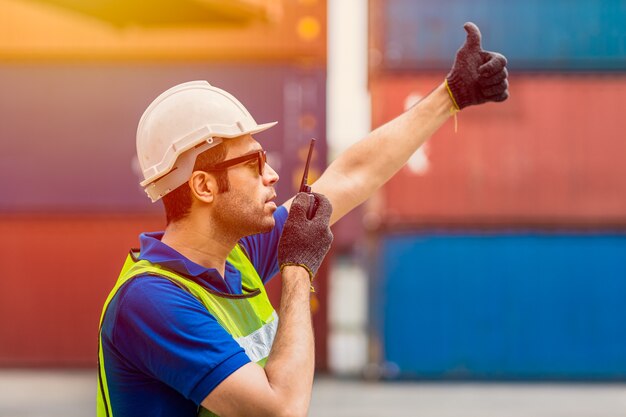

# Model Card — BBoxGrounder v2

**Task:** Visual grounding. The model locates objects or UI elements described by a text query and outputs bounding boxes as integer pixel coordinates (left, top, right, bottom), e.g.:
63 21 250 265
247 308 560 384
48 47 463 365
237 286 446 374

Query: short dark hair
162 143 230 225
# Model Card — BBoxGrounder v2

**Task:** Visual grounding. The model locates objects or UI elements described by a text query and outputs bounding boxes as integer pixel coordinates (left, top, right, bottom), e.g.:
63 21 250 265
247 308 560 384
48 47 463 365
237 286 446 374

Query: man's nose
264 163 279 186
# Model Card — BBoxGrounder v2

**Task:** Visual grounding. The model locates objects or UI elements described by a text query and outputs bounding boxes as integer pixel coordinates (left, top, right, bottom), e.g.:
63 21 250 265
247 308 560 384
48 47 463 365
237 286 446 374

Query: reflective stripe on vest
235 310 278 363
97 244 277 417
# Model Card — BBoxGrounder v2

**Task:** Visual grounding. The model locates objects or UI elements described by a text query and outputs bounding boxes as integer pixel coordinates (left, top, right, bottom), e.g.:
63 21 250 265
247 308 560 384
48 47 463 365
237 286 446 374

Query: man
98 22 508 417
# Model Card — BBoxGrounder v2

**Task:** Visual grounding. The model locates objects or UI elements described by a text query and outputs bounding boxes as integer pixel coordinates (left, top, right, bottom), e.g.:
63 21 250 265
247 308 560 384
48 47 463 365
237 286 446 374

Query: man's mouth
265 192 277 204
265 193 277 208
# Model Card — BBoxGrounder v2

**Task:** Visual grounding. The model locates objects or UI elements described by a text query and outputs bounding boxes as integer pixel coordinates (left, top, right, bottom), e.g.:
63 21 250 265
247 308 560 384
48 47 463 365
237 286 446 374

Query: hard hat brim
247 121 278 136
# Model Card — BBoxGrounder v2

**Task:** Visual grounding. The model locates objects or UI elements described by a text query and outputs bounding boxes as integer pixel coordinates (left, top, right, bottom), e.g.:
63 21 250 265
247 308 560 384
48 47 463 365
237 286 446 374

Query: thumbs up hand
446 22 509 110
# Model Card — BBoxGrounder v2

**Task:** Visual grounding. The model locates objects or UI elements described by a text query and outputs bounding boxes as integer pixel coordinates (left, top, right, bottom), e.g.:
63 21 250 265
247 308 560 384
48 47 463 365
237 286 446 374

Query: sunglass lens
259 151 266 175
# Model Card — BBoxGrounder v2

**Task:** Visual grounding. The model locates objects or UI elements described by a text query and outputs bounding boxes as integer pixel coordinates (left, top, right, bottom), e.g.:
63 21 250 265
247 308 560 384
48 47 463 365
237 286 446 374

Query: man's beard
212 188 274 240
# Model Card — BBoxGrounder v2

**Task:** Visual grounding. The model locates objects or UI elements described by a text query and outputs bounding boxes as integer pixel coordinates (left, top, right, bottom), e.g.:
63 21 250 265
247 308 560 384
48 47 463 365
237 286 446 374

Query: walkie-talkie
299 138 317 220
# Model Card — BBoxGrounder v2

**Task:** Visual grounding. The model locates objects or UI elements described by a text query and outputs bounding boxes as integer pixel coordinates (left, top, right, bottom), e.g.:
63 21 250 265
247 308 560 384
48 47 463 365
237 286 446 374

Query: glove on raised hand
446 22 509 109
278 192 333 280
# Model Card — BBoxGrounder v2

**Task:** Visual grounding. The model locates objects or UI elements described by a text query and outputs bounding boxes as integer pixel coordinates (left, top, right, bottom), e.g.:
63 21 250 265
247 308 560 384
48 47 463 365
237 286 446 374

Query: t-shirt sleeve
239 204 288 283
107 277 251 405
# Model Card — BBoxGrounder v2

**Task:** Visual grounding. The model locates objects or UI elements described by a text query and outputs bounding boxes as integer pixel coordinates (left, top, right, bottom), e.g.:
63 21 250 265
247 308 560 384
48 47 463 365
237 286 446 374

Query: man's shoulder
103 274 204 332
117 273 194 303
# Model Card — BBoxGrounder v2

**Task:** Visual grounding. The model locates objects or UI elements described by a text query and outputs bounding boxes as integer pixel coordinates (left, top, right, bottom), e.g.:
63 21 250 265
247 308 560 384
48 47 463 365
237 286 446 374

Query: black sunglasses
206 150 267 176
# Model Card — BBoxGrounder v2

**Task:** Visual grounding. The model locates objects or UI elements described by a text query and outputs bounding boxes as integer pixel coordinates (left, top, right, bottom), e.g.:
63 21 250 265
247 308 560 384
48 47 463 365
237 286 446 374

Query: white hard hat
136 80 277 202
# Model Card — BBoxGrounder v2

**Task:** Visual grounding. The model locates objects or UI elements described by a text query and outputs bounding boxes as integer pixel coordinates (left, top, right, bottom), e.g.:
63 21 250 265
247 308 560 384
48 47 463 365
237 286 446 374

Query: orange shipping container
371 74 626 227
0 215 328 369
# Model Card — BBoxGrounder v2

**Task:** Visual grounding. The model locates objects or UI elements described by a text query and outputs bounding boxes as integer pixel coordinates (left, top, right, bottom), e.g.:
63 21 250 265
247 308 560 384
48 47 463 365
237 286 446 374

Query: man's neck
161 218 238 278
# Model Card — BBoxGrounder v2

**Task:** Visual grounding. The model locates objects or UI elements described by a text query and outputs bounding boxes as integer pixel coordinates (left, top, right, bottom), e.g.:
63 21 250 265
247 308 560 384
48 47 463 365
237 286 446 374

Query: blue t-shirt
100 206 288 417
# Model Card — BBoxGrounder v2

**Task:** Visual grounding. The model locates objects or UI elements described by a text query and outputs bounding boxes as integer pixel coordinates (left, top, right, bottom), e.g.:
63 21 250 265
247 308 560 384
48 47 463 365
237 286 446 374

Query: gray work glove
278 192 333 281
446 22 509 109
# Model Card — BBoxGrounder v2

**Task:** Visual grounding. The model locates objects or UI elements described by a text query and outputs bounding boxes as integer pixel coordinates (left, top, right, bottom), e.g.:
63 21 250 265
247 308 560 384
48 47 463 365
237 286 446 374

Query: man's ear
189 171 217 203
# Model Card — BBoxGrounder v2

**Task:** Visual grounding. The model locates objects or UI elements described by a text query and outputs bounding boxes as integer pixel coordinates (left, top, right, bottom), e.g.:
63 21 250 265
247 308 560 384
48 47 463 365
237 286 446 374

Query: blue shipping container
378 0 626 71
376 232 626 380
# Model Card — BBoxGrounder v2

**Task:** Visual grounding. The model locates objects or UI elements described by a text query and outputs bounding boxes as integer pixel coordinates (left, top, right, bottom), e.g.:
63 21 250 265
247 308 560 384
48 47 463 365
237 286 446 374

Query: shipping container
370 0 626 72
0 0 326 62
370 74 626 227
0 215 329 368
373 232 626 379
0 214 163 366
0 62 329 368
0 64 326 212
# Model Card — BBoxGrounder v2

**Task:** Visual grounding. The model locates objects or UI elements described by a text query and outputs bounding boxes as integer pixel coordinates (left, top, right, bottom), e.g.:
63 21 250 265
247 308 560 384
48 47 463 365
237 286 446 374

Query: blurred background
1 0 626 415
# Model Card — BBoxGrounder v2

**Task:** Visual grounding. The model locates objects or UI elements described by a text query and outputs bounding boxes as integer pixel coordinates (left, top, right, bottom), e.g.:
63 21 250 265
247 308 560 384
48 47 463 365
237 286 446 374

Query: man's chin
260 216 276 233
245 216 275 236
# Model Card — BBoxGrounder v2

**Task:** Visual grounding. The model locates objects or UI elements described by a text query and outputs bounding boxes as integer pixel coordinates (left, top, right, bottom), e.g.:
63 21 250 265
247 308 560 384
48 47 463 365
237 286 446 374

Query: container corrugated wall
0 65 326 212
369 0 626 380
0 215 162 365
0 214 328 367
0 64 328 367
376 232 626 379
371 74 626 226
372 0 626 71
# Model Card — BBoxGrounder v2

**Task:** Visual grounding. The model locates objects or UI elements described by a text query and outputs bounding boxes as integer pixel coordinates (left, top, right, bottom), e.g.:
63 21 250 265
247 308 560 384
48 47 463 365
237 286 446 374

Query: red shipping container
370 74 626 227
0 215 328 369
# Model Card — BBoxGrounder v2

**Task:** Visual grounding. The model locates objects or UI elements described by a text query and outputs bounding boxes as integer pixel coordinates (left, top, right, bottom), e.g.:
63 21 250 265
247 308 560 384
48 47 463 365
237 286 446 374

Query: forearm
201 195 331 417
200 267 315 417
263 265 314 416
312 82 453 223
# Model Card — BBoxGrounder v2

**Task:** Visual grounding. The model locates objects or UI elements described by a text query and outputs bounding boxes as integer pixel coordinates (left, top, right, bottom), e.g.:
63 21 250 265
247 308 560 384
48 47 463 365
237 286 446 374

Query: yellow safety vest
97 244 277 417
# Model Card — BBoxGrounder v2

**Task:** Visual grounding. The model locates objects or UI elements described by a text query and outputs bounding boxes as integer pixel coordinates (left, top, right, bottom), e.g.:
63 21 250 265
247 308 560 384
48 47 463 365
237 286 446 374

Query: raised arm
282 22 509 225
313 82 452 224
